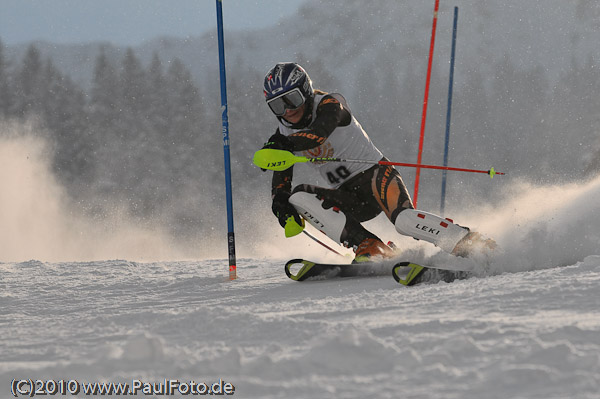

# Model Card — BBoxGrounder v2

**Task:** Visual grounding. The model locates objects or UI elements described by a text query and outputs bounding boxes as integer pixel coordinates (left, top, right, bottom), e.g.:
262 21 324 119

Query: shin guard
289 191 347 243
394 209 469 253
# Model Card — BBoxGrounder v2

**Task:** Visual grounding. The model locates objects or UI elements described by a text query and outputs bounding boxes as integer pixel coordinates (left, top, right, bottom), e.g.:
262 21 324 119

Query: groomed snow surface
2 256 600 399
2 176 600 399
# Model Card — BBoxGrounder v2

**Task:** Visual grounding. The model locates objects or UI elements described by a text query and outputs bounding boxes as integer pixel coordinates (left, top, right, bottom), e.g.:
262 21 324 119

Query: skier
260 62 493 262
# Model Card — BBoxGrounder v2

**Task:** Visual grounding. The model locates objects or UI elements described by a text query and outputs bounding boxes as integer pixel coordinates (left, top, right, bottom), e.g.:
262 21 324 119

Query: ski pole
302 230 345 257
253 149 505 178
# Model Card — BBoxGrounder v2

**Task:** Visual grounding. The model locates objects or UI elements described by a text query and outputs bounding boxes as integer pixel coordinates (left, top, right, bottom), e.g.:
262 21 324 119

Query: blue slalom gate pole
215 0 237 280
440 6 459 216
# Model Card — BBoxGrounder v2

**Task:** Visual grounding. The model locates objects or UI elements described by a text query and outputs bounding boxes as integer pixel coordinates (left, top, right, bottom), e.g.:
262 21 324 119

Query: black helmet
264 63 314 124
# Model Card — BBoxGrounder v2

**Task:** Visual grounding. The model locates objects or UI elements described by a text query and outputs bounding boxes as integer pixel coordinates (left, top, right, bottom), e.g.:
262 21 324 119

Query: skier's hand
262 132 294 152
259 133 294 172
272 191 302 228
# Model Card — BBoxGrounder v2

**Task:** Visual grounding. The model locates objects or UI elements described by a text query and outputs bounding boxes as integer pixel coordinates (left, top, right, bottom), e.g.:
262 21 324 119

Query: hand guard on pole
260 133 294 172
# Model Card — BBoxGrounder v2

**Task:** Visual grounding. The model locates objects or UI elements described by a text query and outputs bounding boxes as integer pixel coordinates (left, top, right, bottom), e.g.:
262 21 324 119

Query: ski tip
392 262 427 286
285 259 319 281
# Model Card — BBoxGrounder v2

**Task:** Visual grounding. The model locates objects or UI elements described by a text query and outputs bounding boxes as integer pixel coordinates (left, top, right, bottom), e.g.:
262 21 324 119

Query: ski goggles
266 88 306 116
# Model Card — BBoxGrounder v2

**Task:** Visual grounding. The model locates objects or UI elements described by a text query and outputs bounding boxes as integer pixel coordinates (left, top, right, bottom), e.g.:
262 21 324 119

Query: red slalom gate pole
413 0 440 208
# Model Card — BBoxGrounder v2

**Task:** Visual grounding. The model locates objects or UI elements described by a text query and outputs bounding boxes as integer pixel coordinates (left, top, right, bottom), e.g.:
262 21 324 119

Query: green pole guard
284 216 305 237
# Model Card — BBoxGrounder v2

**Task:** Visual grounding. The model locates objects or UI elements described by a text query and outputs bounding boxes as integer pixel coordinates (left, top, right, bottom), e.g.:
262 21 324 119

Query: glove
272 191 302 229
262 132 294 152
312 187 340 210
259 133 294 172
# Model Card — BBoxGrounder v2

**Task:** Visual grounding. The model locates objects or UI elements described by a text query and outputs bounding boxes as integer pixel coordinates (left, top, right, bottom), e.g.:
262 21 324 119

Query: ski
285 258 473 286
392 262 427 286
391 262 472 286
284 259 386 281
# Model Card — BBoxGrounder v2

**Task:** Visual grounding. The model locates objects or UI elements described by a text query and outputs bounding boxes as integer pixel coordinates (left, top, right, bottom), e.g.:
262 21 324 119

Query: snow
2 243 600 397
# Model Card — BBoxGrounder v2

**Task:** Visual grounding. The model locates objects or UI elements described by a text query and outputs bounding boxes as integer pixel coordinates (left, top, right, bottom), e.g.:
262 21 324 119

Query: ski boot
353 238 395 263
451 231 497 258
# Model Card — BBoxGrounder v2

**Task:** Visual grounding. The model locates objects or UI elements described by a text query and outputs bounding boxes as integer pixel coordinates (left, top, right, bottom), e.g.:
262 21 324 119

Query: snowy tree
120 48 148 117
40 58 92 185
0 40 13 118
14 45 45 118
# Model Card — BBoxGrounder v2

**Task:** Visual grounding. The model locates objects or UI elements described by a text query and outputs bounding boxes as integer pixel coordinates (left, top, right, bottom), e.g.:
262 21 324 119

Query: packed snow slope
2 176 600 398
1 258 599 399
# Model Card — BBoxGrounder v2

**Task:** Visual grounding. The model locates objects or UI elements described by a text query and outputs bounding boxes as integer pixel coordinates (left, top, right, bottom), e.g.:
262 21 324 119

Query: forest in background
0 41 227 243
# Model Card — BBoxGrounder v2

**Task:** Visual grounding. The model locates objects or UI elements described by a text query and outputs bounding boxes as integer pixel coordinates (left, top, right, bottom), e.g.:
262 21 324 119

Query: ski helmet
264 63 314 121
